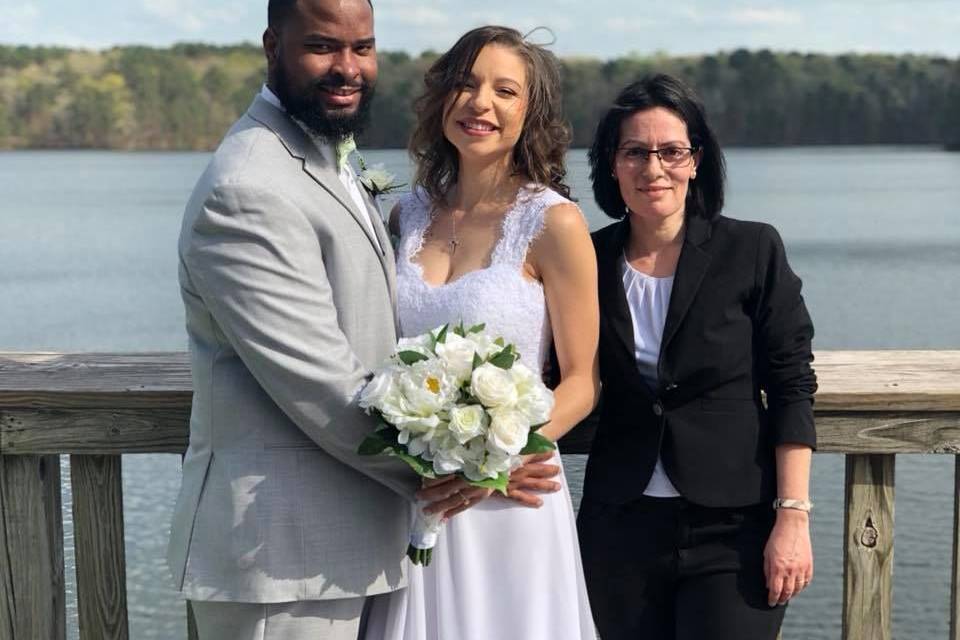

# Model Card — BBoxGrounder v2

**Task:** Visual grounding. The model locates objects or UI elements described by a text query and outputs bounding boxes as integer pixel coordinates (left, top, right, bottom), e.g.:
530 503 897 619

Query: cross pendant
449 239 460 254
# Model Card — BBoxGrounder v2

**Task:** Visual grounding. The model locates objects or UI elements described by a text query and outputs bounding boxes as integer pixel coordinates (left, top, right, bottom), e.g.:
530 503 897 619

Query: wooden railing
1 351 959 639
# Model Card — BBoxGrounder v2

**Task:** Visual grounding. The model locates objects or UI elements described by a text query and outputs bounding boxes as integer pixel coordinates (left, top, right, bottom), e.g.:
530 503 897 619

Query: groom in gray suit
168 1 422 637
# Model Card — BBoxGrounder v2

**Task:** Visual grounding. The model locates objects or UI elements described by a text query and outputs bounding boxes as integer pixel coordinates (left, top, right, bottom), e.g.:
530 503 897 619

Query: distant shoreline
3 45 959 151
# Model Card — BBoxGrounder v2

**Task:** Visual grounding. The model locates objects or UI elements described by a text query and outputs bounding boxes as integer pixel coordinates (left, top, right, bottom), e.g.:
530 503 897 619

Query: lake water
1 147 958 639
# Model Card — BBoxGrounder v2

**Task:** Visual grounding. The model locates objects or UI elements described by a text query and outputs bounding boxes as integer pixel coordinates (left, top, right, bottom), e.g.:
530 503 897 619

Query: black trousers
577 496 785 640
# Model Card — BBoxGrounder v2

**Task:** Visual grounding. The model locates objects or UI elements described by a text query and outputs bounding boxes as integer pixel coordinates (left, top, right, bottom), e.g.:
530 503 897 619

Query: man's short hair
268 0 373 29
267 0 297 29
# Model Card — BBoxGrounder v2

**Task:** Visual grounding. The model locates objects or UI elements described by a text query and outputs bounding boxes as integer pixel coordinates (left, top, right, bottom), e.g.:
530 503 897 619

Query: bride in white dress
364 26 599 640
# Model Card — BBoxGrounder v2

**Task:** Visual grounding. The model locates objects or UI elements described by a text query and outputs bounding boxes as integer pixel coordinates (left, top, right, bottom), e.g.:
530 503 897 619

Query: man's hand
506 452 561 507
417 475 492 520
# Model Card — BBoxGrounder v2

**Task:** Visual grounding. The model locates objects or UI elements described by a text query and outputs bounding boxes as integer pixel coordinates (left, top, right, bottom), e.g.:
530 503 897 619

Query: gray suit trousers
190 595 390 640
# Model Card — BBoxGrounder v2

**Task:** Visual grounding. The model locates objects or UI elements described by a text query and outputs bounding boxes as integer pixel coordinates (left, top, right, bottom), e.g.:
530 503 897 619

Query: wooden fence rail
1 351 959 639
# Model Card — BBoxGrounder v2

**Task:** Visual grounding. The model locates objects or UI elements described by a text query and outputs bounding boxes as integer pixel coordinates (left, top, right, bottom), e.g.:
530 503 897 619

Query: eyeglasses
615 145 698 168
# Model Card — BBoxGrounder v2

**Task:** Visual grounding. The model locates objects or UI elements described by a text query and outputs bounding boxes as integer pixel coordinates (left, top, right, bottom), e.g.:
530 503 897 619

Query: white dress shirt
621 255 681 498
259 85 382 252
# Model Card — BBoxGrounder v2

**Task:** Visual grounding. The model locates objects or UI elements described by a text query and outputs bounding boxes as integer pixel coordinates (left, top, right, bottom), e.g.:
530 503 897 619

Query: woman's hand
763 508 813 606
506 452 562 507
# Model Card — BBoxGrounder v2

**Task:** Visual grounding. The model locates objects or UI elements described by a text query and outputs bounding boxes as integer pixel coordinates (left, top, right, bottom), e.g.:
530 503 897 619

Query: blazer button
652 402 664 417
665 383 678 392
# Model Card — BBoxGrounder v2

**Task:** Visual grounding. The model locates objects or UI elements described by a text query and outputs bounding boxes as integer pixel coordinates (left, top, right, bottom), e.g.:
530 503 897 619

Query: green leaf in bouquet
358 432 392 456
468 472 510 495
467 323 486 334
453 320 466 338
434 324 449 345
488 347 517 370
471 352 484 371
520 431 556 455
397 350 430 366
390 448 438 478
361 429 438 478
529 421 549 432
494 337 505 347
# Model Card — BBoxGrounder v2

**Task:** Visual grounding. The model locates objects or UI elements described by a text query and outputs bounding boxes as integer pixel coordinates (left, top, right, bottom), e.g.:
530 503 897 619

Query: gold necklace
428 207 462 254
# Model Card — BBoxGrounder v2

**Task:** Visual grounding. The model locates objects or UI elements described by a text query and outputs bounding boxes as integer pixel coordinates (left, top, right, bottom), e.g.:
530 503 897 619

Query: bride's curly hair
409 26 572 203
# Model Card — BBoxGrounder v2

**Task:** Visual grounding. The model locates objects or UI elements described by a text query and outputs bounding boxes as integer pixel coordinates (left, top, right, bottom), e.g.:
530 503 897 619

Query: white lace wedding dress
364 184 596 640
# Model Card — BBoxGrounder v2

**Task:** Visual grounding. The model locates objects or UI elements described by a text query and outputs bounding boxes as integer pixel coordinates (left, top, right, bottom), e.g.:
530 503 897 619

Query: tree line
2 43 958 150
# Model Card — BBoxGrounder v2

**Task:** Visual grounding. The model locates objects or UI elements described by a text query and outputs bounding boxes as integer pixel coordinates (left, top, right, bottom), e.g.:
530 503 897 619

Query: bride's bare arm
528 202 600 442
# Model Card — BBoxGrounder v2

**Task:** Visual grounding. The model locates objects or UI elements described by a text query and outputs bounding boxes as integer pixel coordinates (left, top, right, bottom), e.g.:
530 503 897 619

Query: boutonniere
356 153 406 198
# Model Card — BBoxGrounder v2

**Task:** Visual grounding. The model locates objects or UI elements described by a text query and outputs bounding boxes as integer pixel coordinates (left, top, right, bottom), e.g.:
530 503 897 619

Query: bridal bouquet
357 322 556 565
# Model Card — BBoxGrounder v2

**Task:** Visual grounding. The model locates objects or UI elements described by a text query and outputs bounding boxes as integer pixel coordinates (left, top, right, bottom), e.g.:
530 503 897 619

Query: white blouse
621 255 682 498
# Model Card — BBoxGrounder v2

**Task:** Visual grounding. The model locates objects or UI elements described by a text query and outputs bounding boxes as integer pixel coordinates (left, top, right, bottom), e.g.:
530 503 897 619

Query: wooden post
842 454 895 640
951 455 960 640
71 454 129 640
0 454 66 640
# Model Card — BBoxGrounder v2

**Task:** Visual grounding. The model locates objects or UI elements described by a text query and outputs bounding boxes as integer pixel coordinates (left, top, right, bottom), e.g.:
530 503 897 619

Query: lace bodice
396 184 573 369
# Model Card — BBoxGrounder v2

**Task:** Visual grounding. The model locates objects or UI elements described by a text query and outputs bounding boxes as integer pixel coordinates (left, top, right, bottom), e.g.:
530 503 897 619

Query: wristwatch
772 498 813 513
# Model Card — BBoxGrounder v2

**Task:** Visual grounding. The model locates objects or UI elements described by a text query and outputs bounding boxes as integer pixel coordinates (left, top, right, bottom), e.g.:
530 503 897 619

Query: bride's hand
506 452 561 508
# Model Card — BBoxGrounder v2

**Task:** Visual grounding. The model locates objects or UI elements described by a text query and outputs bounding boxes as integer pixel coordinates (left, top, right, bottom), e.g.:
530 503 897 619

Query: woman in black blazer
577 74 817 640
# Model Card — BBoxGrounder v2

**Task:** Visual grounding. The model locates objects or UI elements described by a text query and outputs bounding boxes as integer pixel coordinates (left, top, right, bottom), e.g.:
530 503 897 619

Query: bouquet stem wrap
407 501 445 565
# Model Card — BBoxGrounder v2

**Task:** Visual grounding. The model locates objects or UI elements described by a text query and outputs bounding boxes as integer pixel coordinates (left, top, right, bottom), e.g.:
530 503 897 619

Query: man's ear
263 27 280 68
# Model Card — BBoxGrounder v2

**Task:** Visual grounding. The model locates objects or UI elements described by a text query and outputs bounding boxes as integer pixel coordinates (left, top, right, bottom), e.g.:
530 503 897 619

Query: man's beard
273 62 374 142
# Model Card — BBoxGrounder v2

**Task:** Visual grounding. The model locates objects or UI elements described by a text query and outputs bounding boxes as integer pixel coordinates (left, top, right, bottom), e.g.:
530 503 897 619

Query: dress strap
396 188 434 270
492 186 573 267
396 189 432 238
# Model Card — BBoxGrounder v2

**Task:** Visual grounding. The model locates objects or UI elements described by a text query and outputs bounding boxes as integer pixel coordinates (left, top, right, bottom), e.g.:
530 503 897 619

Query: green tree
57 73 134 148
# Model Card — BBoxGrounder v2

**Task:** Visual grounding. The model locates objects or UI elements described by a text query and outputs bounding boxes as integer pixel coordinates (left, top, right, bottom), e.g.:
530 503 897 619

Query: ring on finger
455 490 469 506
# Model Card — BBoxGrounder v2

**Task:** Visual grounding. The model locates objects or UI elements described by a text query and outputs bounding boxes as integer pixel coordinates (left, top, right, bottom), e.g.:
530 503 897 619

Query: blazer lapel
597 221 656 399
598 221 635 360
661 215 713 351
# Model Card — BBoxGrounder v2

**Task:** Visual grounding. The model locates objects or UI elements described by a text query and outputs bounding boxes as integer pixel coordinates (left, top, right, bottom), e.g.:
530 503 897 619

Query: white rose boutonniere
356 153 406 198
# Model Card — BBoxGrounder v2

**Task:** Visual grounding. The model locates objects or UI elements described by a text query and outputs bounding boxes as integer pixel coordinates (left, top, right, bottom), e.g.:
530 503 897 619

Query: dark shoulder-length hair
410 26 572 203
589 73 725 220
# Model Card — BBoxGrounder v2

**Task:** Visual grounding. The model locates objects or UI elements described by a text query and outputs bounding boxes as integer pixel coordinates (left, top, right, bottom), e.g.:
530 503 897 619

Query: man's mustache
312 76 368 92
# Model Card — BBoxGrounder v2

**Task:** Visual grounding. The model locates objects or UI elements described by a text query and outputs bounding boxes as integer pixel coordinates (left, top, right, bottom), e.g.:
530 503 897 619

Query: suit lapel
661 215 713 351
359 185 399 327
246 96 388 266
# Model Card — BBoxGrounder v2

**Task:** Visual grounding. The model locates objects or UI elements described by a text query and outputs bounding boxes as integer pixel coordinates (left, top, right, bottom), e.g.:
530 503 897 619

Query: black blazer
582 214 817 508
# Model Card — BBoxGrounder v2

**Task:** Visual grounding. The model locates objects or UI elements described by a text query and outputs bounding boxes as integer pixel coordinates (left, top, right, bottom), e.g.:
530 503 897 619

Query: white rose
471 363 518 408
464 331 498 359
434 333 478 382
516 385 554 426
486 408 530 456
448 405 489 444
399 359 459 415
508 362 554 425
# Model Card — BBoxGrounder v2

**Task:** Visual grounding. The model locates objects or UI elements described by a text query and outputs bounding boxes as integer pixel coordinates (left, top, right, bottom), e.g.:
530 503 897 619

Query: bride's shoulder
523 184 586 231
391 186 433 235
397 185 433 213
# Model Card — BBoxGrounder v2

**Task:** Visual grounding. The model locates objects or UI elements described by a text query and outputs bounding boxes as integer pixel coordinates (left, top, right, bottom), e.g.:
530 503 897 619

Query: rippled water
1 147 959 639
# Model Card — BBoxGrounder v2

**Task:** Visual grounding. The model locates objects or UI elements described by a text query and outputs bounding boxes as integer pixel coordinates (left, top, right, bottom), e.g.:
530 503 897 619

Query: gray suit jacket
167 95 418 603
